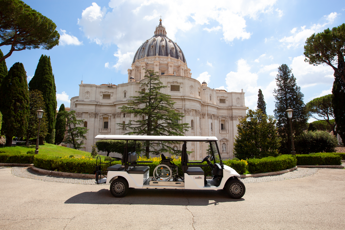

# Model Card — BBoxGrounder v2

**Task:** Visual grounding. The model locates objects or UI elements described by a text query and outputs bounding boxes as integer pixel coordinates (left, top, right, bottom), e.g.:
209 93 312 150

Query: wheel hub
114 182 125 194
230 183 242 195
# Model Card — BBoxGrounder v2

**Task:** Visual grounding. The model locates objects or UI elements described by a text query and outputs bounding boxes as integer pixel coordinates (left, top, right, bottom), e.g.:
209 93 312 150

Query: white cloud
275 8 283 17
105 62 109 68
258 63 279 73
78 1 278 71
56 91 70 103
279 12 338 49
254 53 266 63
203 26 222 32
113 50 135 73
59 29 82 46
27 75 33 81
196 71 211 84
216 86 226 90
325 12 338 24
290 55 334 86
206 61 213 67
317 87 332 97
226 59 277 109
197 58 200 61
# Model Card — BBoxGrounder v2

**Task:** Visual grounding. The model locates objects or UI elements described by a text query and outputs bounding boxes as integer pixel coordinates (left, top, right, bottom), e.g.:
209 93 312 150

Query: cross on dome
154 19 167 36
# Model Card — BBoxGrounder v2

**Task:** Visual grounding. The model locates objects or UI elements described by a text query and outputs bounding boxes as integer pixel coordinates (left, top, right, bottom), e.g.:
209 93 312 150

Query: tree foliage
26 89 48 146
0 49 7 87
55 104 66 145
257 89 266 115
234 109 281 160
96 140 142 157
304 23 345 84
304 23 345 144
29 55 57 143
295 131 337 154
310 119 335 132
61 111 88 150
274 64 308 154
332 72 345 144
0 111 2 134
119 70 189 157
0 62 29 146
306 94 335 133
0 0 60 62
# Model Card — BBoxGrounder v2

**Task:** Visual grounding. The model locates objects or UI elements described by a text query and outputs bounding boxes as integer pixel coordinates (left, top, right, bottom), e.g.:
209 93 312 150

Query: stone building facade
70 20 246 160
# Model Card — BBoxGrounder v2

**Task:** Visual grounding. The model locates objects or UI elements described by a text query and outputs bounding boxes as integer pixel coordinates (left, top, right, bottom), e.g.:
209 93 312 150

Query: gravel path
7 166 320 185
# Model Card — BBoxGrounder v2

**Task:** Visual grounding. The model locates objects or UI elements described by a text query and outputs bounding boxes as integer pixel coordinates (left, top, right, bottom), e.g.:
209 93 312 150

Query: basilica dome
132 19 186 64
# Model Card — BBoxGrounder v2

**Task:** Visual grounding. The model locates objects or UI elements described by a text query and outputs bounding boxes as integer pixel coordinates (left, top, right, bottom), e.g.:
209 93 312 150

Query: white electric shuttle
94 135 245 199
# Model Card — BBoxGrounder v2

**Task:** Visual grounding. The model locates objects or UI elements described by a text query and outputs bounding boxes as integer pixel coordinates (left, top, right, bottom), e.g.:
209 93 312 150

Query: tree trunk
145 141 150 158
5 135 12 146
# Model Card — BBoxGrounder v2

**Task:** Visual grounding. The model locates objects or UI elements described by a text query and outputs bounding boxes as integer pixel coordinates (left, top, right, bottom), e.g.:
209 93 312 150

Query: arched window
122 121 126 130
222 143 226 153
191 120 194 130
123 113 126 118
124 91 127 98
84 121 87 128
211 123 213 131
210 95 212 102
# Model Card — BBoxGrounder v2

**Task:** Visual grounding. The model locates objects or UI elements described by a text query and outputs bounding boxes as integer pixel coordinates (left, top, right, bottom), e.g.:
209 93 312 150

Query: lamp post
35 109 44 154
286 108 296 155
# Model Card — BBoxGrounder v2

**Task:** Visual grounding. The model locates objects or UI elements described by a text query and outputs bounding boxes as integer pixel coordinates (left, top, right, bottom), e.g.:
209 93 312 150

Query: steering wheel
201 156 215 168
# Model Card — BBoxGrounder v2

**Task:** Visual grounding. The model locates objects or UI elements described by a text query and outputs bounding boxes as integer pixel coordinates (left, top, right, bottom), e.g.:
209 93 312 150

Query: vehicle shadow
65 189 244 206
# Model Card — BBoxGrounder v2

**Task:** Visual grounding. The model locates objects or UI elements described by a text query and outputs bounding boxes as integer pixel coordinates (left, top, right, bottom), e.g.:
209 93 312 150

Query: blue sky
2 0 344 119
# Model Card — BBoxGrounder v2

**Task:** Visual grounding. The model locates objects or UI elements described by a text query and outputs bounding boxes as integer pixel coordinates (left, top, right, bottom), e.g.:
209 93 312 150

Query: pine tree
0 62 30 146
119 69 189 157
257 89 266 115
0 49 8 88
29 55 57 143
26 89 48 146
55 104 66 144
274 64 308 154
332 70 345 144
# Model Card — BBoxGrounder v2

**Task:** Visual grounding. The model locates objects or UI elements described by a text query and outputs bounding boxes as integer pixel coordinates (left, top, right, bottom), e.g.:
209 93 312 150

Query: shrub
332 152 345 160
223 159 247 174
27 150 35 154
91 145 97 158
234 109 281 159
295 131 337 154
296 153 341 165
0 151 34 164
247 155 297 174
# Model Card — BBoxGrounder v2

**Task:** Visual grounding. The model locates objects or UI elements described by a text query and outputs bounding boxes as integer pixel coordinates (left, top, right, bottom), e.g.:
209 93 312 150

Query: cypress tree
26 89 48 146
257 89 266 115
332 69 345 144
0 49 8 88
29 55 57 143
0 62 30 146
55 104 66 144
273 64 308 154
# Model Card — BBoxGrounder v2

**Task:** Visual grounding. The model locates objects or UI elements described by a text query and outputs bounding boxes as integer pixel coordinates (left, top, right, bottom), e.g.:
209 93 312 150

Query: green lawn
0 144 94 158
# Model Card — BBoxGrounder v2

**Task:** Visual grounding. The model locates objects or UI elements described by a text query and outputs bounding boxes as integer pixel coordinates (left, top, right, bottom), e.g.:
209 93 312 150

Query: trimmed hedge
247 155 297 174
223 159 247 174
296 153 341 165
331 152 345 160
0 150 35 164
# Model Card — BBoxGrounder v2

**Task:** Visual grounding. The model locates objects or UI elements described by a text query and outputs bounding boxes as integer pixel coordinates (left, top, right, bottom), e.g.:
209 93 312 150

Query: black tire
225 178 245 199
110 178 129 197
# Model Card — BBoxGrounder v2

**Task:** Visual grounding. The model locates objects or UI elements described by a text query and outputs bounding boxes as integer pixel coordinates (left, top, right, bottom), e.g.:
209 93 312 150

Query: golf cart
94 135 245 199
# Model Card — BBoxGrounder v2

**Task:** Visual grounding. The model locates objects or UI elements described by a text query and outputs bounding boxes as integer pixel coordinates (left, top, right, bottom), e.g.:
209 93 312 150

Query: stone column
140 62 146 80
154 61 160 75
168 62 173 75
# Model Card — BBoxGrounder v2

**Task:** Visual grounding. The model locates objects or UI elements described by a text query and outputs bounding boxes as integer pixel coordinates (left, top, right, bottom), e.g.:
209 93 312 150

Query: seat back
181 143 188 173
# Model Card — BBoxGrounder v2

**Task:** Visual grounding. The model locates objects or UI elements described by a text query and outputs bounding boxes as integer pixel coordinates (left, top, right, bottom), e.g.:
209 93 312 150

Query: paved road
0 167 345 230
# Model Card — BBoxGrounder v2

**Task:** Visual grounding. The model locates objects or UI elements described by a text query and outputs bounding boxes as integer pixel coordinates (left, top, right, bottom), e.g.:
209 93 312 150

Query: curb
298 165 344 169
240 166 298 178
29 166 95 179
0 163 33 167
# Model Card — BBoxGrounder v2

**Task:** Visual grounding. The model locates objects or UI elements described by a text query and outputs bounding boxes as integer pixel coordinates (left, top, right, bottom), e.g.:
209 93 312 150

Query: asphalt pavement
0 166 345 229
